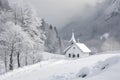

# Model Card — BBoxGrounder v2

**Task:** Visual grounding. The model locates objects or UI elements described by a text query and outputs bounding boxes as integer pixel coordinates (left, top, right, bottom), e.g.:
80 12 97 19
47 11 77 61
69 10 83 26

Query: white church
64 32 91 58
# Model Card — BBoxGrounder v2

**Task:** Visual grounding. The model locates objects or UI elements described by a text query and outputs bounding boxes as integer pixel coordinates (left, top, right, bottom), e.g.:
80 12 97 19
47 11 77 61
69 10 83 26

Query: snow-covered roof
64 43 91 54
63 46 72 54
75 43 91 53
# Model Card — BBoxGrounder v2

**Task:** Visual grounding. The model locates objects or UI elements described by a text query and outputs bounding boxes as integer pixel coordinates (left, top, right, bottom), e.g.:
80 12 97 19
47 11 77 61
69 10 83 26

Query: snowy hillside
39 52 65 60
1 53 120 80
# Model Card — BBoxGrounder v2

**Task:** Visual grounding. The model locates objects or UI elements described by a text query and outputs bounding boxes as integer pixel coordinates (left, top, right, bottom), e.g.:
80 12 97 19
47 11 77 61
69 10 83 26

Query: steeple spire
69 31 76 44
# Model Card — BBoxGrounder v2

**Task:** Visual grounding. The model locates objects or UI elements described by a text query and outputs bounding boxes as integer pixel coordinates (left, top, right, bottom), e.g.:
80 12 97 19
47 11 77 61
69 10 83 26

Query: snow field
0 53 120 80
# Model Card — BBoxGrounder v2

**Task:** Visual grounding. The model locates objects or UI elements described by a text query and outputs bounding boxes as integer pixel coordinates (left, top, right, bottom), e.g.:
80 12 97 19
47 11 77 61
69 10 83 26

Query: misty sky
12 0 101 28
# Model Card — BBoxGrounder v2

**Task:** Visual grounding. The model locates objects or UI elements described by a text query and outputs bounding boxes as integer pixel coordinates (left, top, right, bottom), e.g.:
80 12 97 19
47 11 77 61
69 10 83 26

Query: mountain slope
0 53 120 80
60 0 120 52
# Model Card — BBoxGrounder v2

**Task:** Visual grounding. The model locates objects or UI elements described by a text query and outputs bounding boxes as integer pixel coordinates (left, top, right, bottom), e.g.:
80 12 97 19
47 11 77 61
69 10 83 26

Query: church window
77 54 79 58
69 54 71 57
73 54 75 58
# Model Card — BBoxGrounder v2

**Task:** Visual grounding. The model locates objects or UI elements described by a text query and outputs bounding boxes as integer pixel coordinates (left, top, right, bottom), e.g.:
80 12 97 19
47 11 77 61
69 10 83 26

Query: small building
64 32 91 58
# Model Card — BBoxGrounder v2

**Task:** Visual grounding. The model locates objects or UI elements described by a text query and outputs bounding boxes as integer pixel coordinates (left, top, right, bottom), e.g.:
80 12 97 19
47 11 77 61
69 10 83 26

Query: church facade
64 32 91 58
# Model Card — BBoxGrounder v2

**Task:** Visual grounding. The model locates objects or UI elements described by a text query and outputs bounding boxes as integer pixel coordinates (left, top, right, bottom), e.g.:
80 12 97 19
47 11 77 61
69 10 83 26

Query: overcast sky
10 0 101 28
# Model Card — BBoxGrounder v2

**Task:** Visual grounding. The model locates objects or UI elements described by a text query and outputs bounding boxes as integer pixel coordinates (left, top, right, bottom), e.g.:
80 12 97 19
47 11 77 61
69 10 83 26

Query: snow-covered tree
0 10 13 23
0 21 36 70
0 22 21 70
44 24 62 54
0 0 61 74
0 0 10 10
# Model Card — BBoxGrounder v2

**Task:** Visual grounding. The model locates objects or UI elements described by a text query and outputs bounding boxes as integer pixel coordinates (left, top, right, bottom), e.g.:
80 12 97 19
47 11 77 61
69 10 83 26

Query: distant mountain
60 0 120 52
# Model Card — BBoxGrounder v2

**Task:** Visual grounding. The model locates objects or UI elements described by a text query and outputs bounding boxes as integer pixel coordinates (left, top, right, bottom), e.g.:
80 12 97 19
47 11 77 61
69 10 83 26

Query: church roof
64 43 91 54
75 43 91 53
63 46 72 54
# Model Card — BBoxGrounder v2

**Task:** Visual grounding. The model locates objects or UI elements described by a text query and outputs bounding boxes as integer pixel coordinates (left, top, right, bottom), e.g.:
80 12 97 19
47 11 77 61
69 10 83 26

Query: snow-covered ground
0 53 120 80
41 52 65 60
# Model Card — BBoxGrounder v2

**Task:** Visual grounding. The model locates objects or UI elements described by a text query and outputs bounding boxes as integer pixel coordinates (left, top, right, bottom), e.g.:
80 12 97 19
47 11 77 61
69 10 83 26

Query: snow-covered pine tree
42 23 62 54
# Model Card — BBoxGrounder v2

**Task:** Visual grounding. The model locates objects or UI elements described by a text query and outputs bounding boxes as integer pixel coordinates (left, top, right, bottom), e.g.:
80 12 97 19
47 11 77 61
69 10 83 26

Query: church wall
65 45 89 58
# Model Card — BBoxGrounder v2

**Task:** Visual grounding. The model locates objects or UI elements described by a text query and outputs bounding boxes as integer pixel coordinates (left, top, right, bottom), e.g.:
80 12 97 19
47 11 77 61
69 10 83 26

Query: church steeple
69 31 76 44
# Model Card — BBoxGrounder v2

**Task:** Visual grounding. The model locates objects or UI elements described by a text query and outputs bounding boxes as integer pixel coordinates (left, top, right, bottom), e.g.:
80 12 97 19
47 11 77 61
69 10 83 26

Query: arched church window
73 54 75 58
69 54 71 57
77 54 79 58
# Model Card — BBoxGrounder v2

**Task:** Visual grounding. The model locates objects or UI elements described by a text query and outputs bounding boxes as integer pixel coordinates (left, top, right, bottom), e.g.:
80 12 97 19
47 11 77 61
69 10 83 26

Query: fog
8 0 103 28
23 0 100 28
